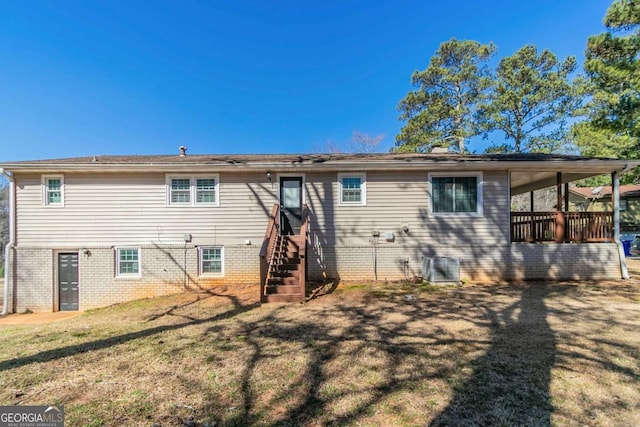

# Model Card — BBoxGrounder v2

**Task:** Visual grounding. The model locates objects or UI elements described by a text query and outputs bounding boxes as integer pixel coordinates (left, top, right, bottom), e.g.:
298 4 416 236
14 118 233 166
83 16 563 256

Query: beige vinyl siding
16 172 278 247
15 169 509 248
305 170 509 246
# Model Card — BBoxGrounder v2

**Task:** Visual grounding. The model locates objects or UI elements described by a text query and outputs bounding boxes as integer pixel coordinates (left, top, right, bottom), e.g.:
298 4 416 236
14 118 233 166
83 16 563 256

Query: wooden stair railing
259 204 309 303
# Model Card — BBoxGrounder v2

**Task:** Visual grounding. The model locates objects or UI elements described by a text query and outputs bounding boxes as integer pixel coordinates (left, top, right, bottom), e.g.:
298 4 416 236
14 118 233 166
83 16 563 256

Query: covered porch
509 163 637 245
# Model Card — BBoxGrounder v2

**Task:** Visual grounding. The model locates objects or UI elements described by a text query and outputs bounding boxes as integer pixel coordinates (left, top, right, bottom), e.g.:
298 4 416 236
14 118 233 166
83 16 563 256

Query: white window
42 175 64 207
166 174 219 206
116 247 141 277
199 246 224 275
429 172 483 215
170 178 191 204
338 173 366 206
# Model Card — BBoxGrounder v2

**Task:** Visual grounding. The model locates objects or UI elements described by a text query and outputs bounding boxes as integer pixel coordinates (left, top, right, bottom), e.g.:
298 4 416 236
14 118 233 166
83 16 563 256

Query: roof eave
1 158 638 174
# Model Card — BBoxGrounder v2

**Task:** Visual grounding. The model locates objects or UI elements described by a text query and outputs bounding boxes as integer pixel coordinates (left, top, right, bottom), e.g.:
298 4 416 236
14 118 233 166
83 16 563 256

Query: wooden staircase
260 204 308 303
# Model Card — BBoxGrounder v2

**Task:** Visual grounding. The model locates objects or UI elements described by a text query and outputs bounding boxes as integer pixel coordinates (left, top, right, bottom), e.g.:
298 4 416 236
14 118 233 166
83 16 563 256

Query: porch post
529 191 535 242
530 191 534 211
564 183 569 212
555 172 565 243
612 171 629 279
612 172 620 241
556 173 562 211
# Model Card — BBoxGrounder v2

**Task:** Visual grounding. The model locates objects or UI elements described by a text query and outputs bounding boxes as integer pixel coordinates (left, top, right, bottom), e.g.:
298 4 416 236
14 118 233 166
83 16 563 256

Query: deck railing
259 204 280 295
511 211 614 243
298 204 309 295
259 203 309 302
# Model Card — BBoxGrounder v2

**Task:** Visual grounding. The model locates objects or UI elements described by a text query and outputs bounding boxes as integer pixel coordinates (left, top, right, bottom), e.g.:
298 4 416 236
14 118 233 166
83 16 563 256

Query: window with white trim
338 173 366 206
166 174 219 206
170 178 191 204
429 173 483 215
199 246 224 275
116 247 141 277
42 175 64 207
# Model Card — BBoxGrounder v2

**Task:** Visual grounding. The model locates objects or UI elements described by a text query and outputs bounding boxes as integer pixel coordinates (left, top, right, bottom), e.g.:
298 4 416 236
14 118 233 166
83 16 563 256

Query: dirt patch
0 279 638 426
0 311 81 325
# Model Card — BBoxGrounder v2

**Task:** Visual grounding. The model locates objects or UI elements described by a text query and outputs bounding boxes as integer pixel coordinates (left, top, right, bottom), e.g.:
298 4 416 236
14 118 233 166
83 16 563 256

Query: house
0 151 638 313
569 185 640 233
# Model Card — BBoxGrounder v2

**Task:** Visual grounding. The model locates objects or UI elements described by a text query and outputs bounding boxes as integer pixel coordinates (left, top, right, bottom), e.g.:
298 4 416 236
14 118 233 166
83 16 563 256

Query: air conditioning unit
422 257 460 283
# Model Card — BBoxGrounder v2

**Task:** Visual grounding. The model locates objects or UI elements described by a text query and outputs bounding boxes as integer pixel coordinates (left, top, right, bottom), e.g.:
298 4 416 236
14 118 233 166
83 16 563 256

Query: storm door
279 177 303 235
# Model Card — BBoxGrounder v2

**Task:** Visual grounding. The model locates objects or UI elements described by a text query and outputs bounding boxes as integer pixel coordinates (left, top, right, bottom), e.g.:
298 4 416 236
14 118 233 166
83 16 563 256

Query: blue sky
0 0 613 161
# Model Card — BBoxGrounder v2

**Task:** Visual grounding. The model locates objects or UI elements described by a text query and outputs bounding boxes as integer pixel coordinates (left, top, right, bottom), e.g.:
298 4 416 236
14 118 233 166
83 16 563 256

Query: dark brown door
58 253 79 311
280 176 303 235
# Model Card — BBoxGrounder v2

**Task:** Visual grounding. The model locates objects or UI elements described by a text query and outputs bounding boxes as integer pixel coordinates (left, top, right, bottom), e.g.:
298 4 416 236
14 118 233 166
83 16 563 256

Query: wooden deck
511 211 614 243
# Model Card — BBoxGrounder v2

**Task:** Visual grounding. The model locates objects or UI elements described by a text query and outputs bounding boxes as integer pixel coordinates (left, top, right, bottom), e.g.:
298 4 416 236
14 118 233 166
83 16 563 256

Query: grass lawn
0 272 639 426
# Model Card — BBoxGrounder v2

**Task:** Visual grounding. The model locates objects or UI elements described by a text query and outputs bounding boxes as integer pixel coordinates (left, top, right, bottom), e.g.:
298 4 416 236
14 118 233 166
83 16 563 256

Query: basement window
199 246 224 276
116 247 141 278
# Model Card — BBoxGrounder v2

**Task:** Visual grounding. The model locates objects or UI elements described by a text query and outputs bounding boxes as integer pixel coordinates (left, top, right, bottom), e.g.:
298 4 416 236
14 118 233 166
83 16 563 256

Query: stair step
264 284 302 295
268 277 301 286
271 263 301 272
262 230 306 304
272 249 298 256
262 294 305 303
270 270 300 278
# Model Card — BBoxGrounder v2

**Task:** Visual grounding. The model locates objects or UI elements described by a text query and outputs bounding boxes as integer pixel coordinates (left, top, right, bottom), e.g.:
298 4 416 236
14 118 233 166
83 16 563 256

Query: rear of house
1 152 636 312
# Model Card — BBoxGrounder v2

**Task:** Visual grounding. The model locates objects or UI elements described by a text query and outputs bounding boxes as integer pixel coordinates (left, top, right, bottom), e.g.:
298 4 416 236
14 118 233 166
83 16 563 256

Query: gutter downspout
1 168 15 316
615 164 634 280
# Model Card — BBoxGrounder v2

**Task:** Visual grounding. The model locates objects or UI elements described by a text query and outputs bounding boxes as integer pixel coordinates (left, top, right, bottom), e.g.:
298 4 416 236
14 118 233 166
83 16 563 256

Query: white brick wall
307 242 623 282
10 244 261 312
8 242 623 312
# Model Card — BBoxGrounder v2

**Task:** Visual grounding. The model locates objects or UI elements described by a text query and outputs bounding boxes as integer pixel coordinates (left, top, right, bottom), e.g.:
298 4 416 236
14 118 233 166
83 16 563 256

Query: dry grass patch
0 276 639 426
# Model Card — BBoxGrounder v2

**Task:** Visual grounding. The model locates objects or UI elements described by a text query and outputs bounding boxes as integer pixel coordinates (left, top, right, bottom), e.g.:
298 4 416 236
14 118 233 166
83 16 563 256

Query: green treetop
573 0 639 165
479 45 579 153
395 38 496 153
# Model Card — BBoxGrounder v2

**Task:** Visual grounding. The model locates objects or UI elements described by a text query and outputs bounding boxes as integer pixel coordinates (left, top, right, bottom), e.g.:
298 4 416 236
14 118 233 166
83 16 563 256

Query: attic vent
422 257 460 283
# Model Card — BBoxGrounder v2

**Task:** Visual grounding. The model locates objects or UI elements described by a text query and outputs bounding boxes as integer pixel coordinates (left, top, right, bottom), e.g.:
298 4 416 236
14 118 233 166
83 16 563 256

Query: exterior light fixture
266 172 272 183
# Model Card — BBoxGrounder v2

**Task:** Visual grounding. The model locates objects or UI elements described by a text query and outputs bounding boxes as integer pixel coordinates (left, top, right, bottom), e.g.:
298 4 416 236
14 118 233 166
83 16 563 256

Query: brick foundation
7 242 623 312
307 242 622 282
9 244 261 312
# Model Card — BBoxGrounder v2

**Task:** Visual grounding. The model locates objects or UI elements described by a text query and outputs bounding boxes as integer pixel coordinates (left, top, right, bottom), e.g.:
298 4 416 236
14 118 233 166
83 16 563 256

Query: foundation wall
9 242 622 312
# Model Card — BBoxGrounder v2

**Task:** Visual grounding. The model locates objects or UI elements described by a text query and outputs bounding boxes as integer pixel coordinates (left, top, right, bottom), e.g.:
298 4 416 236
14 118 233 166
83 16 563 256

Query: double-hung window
116 247 141 277
170 178 191 204
199 246 223 275
42 175 64 207
166 175 219 206
429 173 483 215
338 173 366 206
196 178 217 203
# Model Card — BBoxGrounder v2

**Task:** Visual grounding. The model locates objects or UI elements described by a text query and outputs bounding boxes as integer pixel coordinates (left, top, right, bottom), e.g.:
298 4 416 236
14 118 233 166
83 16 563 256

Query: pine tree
395 38 496 153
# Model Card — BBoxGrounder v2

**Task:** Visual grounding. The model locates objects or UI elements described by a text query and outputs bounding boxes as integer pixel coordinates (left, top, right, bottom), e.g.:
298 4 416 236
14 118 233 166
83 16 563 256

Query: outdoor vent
422 257 460 283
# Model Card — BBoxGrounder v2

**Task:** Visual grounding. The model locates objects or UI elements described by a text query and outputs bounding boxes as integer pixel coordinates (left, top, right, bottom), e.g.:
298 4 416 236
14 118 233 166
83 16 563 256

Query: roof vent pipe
179 146 187 157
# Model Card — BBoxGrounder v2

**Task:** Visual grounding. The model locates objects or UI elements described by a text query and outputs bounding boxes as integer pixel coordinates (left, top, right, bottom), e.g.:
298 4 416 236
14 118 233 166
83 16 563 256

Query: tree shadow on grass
429 284 556 426
202 283 565 426
0 290 259 372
